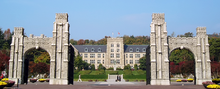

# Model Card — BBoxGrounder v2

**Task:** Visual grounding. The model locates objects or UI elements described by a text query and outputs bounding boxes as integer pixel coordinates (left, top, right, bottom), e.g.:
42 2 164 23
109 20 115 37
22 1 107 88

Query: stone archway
150 13 211 85
8 13 72 85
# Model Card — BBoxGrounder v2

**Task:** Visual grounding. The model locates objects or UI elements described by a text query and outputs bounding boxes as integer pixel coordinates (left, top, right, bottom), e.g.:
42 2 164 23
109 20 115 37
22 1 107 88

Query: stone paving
6 82 204 89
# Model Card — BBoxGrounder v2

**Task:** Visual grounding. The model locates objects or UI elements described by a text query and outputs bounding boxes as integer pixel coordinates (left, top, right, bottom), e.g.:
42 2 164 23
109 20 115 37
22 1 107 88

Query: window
135 54 140 58
111 44 114 47
84 54 88 58
130 54 133 58
90 54 95 58
91 48 95 52
110 53 114 58
142 48 146 52
136 48 139 52
135 60 139 64
90 60 95 64
126 60 128 64
143 54 146 57
126 54 128 58
116 53 120 58
110 59 114 64
84 48 88 52
130 60 133 64
103 54 105 58
98 48 101 52
117 44 120 47
116 59 120 64
97 60 101 64
103 60 104 64
98 54 101 58
80 53 82 56
84 60 88 63
129 48 133 52
117 49 120 52
111 49 114 52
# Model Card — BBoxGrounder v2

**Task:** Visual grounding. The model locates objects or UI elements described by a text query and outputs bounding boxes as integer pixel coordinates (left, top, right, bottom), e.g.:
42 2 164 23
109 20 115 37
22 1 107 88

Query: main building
73 37 148 69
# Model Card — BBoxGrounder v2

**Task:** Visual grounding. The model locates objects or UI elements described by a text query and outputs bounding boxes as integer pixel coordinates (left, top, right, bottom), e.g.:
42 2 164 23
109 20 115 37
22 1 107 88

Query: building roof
73 45 106 53
73 45 149 53
124 45 149 53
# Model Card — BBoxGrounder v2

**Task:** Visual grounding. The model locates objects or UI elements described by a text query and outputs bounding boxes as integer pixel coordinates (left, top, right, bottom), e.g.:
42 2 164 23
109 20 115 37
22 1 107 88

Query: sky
0 0 220 41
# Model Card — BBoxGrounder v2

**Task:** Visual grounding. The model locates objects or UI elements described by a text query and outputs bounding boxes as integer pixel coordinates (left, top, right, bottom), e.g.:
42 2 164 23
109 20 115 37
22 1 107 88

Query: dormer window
136 48 139 52
142 48 146 52
84 48 88 52
129 48 133 52
98 48 101 52
91 48 95 52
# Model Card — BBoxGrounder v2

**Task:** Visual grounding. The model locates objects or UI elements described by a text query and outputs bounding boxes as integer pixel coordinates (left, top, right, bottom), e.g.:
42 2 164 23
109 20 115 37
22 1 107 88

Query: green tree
124 64 131 70
91 64 95 70
134 64 138 70
98 64 105 70
169 49 194 64
74 55 83 70
139 56 146 70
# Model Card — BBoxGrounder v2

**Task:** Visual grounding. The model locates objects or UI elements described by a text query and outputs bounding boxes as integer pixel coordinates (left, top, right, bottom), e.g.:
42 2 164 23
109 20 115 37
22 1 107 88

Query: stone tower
150 13 170 85
51 13 70 84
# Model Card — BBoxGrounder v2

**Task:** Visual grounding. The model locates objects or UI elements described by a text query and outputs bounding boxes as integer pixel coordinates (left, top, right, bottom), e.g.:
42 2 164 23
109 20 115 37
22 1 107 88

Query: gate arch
8 13 72 85
150 13 211 85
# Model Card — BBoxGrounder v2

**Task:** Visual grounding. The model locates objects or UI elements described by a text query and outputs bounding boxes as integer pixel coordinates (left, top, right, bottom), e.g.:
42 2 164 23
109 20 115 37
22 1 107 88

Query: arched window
129 48 133 52
136 48 139 52
142 48 146 52
91 48 95 52
98 48 101 52
84 48 88 52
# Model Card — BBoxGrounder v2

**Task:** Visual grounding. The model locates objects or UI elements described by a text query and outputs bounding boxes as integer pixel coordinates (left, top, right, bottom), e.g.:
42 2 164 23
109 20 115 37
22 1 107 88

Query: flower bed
1 78 9 82
212 78 220 84
126 80 129 82
0 81 7 89
30 79 38 83
181 79 187 82
202 81 215 88
46 79 49 82
88 80 93 82
176 79 181 82
140 80 145 82
5 80 15 87
38 79 46 82
187 78 193 82
207 84 220 89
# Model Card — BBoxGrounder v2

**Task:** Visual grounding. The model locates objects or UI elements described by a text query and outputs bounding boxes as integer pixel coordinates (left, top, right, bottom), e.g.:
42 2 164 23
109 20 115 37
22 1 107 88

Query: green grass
132 71 139 75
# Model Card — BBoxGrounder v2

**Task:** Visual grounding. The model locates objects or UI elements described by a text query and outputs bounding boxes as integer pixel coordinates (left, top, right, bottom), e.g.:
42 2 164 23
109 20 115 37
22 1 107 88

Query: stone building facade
73 38 148 69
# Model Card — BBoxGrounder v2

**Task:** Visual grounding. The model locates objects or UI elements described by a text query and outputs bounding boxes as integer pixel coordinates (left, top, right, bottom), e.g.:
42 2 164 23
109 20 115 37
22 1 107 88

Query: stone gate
8 13 72 85
150 13 211 85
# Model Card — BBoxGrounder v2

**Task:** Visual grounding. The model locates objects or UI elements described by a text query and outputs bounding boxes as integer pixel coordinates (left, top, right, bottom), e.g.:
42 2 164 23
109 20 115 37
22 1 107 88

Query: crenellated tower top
152 13 165 23
55 13 68 23
14 27 24 36
196 27 207 37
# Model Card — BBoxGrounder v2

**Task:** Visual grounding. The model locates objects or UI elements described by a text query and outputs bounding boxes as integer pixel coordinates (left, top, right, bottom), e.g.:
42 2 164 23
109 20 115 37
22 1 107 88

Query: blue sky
0 0 220 41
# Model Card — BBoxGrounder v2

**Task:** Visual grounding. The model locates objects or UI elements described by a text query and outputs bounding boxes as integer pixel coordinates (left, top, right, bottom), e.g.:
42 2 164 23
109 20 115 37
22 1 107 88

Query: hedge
108 71 118 75
124 70 132 75
74 74 108 79
123 74 146 79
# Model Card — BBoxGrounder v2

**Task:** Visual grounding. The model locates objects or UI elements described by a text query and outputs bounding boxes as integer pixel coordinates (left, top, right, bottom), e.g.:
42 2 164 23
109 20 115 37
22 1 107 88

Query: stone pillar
50 13 69 85
195 27 211 85
9 27 24 84
150 13 170 85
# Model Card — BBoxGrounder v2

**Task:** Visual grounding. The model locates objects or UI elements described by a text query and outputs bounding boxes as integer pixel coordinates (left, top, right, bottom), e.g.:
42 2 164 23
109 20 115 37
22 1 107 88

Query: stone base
196 79 212 85
151 79 170 85
49 79 68 85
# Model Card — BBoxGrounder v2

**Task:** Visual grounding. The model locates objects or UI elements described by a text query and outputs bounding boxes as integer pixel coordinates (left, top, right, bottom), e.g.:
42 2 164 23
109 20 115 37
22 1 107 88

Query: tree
134 64 138 70
74 55 83 70
0 51 10 71
139 56 146 70
77 39 85 45
34 51 50 64
98 64 105 70
124 64 131 70
169 49 194 64
91 64 95 70
35 62 49 74
70 39 77 45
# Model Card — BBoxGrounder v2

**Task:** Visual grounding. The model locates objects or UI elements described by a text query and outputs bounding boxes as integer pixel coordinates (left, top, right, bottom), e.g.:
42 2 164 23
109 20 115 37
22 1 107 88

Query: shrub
123 75 146 79
108 71 118 75
124 70 132 75
137 70 146 74
116 67 123 70
107 67 114 70
80 75 107 79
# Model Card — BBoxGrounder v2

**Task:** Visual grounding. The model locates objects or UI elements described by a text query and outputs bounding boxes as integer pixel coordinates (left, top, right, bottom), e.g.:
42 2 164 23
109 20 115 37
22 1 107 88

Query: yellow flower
39 79 46 81
0 81 7 86
1 78 9 81
207 84 220 88
176 79 181 82
187 78 193 81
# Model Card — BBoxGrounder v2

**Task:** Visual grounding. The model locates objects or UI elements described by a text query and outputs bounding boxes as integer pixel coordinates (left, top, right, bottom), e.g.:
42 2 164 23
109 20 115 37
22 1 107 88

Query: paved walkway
8 82 204 89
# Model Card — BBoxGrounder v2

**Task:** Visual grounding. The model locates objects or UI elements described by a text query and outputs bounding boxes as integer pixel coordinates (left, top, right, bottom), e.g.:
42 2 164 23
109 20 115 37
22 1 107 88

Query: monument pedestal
49 78 68 85
151 79 170 85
